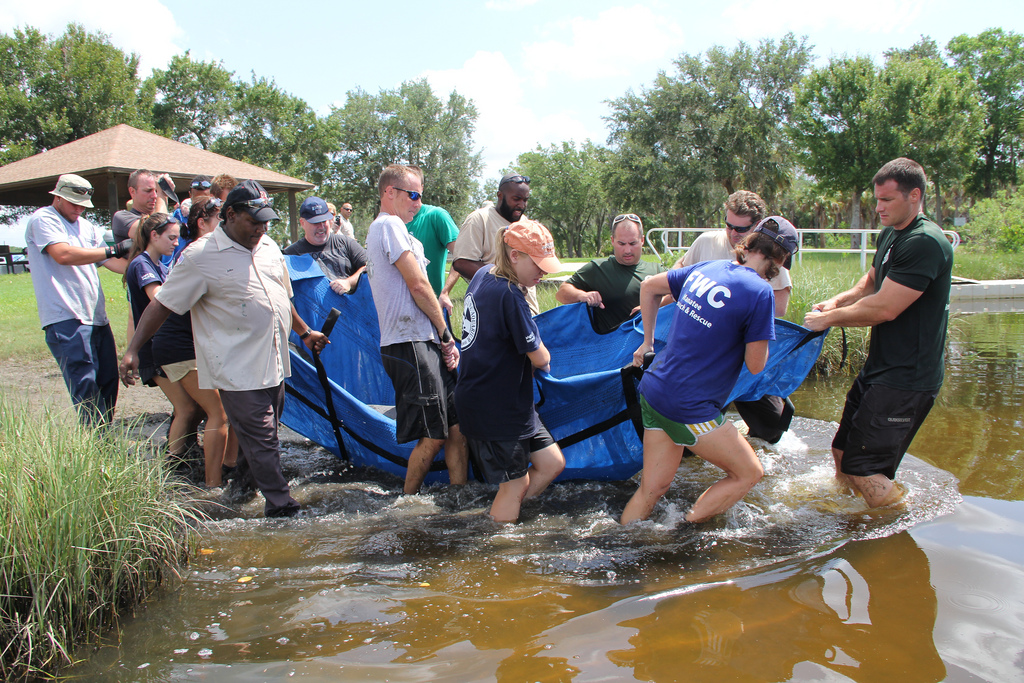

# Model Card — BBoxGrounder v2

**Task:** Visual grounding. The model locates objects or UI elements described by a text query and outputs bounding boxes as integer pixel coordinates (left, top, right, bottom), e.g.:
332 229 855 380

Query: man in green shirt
406 203 459 297
805 158 953 508
556 213 665 334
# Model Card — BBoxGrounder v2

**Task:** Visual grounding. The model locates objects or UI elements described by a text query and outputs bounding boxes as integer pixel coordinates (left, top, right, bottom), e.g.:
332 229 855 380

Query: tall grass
0 393 201 678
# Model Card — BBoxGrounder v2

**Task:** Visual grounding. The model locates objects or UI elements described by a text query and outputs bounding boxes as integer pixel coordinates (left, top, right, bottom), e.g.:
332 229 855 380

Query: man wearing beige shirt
119 180 328 517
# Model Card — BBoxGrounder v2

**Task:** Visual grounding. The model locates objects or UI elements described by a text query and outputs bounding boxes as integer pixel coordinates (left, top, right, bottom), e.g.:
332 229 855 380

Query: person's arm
452 258 486 280
804 276 923 331
744 339 770 374
290 305 330 351
527 342 551 373
119 300 173 385
330 266 366 295
632 272 674 366
44 241 129 270
556 281 604 308
773 286 791 318
439 260 462 314
395 250 459 369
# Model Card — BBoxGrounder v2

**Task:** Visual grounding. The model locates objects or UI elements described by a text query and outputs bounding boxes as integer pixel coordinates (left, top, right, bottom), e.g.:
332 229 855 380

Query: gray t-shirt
112 208 142 241
366 212 438 347
24 205 109 328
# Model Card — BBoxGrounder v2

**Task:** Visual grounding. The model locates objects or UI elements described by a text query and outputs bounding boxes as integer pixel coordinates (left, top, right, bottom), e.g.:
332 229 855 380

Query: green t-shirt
406 204 460 295
566 257 665 334
861 215 953 392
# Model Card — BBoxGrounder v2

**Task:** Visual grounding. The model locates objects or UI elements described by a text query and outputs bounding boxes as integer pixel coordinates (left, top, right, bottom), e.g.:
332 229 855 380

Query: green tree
149 52 235 149
515 140 613 257
0 23 149 163
606 33 813 226
328 78 482 226
947 29 1024 196
790 56 901 235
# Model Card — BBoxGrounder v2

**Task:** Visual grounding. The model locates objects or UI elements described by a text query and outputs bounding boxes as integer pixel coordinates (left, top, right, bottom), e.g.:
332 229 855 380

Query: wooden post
289 190 298 243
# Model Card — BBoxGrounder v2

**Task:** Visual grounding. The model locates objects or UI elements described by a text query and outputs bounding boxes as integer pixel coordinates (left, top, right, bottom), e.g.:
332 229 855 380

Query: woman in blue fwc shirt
621 217 800 526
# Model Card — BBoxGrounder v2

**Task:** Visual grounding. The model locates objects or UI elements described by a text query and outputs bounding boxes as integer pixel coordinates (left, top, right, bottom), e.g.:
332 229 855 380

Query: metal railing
646 227 961 270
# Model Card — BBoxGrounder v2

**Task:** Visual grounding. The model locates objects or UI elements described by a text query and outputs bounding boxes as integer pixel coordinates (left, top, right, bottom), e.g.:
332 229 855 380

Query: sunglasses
191 180 212 189
500 174 531 188
64 185 94 197
152 216 180 232
233 197 272 210
393 187 422 201
725 219 754 233
613 213 642 226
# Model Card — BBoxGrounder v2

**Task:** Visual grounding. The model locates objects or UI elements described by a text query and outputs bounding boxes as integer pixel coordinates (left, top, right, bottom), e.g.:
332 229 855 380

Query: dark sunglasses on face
393 187 422 201
726 219 754 233
192 180 212 189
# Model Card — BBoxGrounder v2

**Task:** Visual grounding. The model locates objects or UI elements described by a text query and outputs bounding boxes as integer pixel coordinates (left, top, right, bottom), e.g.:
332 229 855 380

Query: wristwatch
300 328 313 340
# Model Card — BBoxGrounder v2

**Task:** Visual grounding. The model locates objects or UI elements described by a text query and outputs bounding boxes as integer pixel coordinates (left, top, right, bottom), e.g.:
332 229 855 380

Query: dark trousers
221 383 300 517
44 320 118 426
734 394 796 444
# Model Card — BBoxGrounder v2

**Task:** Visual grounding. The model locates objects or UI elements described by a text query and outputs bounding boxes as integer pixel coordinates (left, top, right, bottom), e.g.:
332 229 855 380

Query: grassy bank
0 270 131 361
0 394 200 678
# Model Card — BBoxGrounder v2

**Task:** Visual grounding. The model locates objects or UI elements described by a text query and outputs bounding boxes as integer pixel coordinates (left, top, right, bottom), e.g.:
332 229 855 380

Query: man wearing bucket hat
804 158 953 509
119 180 328 517
25 174 133 425
284 196 366 295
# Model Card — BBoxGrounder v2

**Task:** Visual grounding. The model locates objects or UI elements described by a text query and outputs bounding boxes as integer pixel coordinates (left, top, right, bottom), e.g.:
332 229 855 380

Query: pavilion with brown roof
0 124 314 239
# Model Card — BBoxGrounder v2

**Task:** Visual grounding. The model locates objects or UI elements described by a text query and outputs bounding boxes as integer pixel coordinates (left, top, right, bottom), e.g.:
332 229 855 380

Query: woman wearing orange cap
454 219 566 523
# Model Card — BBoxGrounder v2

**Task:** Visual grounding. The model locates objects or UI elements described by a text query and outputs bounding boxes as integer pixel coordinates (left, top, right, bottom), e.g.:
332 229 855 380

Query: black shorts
467 423 555 485
380 341 458 444
832 376 937 479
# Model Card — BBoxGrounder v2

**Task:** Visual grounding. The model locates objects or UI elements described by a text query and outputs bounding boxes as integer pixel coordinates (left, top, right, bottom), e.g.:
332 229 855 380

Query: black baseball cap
222 179 278 222
753 216 800 269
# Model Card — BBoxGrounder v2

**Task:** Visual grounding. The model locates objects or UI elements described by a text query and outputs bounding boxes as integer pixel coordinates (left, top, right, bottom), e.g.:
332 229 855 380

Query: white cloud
0 0 183 77
424 51 596 179
721 0 927 36
522 6 685 86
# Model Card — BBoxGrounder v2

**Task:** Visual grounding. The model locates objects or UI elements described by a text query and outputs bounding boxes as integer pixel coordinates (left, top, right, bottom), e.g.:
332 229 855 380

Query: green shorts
640 396 725 447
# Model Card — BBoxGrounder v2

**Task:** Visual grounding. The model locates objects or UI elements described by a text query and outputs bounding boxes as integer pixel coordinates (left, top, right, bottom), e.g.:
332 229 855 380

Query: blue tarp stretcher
282 254 828 483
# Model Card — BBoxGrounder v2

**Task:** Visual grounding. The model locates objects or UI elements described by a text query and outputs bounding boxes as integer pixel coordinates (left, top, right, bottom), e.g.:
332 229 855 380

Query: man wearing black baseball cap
120 180 329 517
25 174 133 425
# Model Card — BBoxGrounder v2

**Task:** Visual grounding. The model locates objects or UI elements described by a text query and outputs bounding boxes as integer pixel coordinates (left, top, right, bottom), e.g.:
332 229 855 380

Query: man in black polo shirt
805 157 953 508
284 196 367 295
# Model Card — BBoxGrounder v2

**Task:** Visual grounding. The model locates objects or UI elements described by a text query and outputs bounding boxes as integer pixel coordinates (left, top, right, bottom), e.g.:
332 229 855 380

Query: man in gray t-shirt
25 174 131 425
366 164 467 494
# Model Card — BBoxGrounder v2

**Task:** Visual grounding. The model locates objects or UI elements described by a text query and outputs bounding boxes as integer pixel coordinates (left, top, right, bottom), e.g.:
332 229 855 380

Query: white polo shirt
156 225 293 391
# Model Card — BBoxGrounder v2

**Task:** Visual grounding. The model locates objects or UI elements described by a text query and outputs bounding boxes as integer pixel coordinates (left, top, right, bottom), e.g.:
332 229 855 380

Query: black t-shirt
566 257 665 334
283 233 367 281
861 215 953 392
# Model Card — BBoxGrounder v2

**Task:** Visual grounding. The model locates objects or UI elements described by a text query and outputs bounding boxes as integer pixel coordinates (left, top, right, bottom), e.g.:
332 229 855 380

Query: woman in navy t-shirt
124 213 200 463
152 197 238 488
621 217 800 526
454 220 566 523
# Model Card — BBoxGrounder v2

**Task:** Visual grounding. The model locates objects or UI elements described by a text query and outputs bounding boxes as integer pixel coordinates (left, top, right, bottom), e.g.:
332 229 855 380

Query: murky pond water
69 313 1024 682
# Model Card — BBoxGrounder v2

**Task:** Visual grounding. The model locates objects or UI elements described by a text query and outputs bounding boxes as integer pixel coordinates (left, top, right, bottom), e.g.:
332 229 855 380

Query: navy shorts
833 376 937 480
381 341 458 444
467 423 555 485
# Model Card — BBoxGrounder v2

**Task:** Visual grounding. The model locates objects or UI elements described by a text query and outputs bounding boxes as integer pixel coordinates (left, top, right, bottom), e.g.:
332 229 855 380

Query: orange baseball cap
504 219 562 273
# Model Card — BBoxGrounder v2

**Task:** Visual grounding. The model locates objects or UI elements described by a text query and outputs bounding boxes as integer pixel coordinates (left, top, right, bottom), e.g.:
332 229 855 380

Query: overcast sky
2 0 1021 244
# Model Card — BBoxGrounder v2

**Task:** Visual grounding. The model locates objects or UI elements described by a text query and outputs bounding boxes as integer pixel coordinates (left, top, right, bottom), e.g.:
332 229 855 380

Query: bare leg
686 421 764 522
848 473 903 508
524 443 565 500
153 375 199 456
621 429 684 524
405 437 444 494
832 447 855 490
443 424 468 486
178 370 231 487
490 475 530 523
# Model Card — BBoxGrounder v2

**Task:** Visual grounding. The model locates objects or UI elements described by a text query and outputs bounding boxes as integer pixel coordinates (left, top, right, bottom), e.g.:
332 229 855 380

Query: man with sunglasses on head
672 190 796 444
366 164 468 495
171 175 213 226
556 213 664 334
25 174 132 426
119 180 328 518
444 172 540 314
